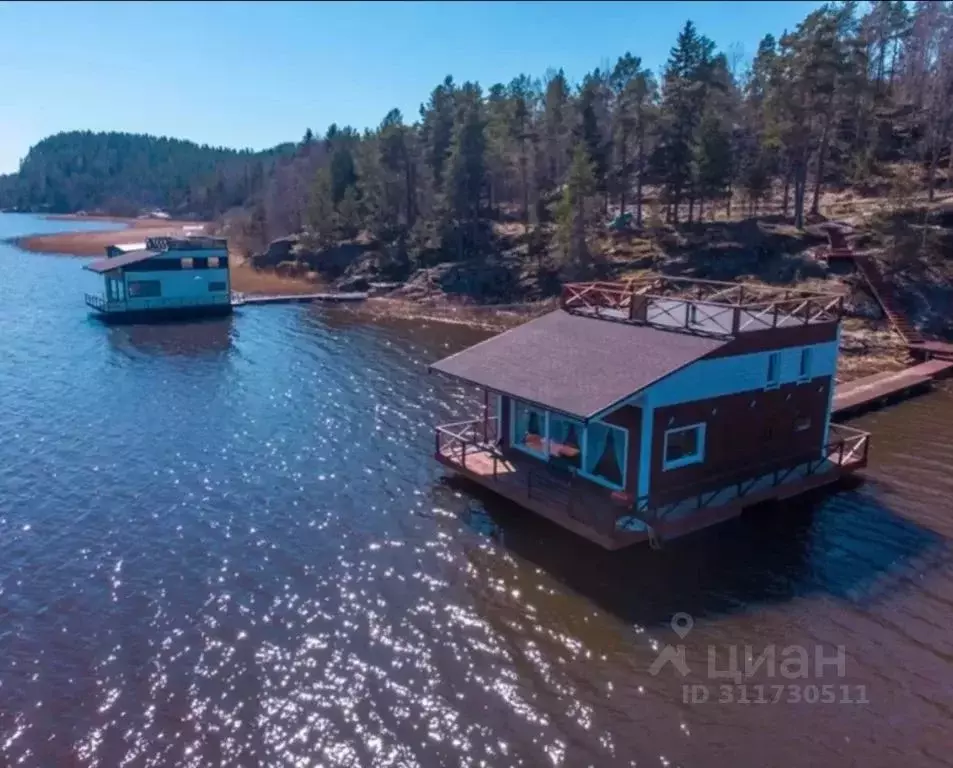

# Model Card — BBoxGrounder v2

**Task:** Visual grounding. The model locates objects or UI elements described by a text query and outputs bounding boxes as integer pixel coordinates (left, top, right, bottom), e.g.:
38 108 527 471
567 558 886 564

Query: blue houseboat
84 235 232 322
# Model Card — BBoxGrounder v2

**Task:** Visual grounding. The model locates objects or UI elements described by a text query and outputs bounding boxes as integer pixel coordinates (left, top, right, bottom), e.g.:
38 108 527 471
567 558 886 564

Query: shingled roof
429 310 726 419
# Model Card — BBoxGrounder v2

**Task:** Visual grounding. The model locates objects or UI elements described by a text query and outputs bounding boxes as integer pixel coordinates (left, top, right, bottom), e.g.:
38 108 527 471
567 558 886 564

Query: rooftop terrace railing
561 278 846 338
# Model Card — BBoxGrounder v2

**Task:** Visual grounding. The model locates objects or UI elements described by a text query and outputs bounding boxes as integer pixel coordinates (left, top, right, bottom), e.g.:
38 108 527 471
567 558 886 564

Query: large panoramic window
663 423 706 471
582 421 626 490
512 400 548 457
548 414 583 470
127 280 161 298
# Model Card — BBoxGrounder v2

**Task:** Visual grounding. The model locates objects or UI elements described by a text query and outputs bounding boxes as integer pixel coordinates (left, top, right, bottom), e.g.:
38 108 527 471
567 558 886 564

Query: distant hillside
0 131 296 218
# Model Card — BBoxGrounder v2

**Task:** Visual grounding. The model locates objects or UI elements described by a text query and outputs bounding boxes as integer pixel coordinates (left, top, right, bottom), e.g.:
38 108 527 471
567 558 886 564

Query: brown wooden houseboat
429 277 871 550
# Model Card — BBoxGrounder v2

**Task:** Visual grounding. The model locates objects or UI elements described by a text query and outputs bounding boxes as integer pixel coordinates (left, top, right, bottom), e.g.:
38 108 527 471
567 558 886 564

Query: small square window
663 423 706 471
766 352 781 388
208 256 220 268
181 257 194 269
799 348 812 381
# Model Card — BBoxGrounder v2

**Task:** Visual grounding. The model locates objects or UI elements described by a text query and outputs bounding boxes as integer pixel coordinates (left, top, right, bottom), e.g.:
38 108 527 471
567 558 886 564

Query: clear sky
0 0 826 174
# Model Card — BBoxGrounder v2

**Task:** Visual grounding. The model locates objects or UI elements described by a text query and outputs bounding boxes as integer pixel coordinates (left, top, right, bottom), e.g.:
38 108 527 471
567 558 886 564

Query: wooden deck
231 291 368 307
909 340 953 361
436 420 869 550
437 443 632 549
833 359 953 417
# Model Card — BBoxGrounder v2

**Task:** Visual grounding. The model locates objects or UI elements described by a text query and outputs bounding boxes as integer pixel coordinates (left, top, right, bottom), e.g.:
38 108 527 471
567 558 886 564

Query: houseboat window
799 348 812 380
663 423 706 471
766 352 781 388
512 400 548 457
127 280 161 298
181 257 194 269
208 281 228 292
208 257 220 268
548 414 583 470
582 422 626 489
794 415 812 432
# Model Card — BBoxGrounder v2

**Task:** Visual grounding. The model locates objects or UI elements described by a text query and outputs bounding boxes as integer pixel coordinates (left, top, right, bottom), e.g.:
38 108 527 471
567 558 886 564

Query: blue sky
0 0 825 174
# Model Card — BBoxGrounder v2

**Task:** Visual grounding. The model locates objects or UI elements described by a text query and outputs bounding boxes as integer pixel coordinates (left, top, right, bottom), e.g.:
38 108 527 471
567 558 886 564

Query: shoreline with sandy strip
11 216 205 257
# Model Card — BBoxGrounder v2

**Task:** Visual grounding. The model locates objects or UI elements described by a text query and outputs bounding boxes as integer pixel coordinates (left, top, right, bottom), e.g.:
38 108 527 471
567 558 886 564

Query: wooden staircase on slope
825 229 926 347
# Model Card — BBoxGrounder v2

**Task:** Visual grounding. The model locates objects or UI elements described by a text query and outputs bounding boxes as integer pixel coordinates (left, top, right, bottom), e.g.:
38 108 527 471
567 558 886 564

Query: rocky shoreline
7 216 914 381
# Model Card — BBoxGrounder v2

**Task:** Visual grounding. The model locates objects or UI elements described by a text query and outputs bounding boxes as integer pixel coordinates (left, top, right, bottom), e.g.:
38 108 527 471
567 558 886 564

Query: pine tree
443 83 487 258
556 143 597 276
336 184 362 239
610 53 656 223
576 73 611 214
543 69 572 189
657 20 716 223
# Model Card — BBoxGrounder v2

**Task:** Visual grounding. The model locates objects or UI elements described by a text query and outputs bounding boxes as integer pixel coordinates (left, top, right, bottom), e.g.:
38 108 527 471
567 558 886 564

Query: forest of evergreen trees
237 0 953 273
4 2 952 278
0 131 295 218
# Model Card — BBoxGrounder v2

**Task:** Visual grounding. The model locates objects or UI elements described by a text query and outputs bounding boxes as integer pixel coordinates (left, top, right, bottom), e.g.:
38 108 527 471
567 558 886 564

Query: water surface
1 213 952 767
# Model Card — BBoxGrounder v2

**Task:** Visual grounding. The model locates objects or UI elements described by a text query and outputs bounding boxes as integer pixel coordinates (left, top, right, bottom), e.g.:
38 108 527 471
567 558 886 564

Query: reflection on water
1 213 953 767
106 317 236 358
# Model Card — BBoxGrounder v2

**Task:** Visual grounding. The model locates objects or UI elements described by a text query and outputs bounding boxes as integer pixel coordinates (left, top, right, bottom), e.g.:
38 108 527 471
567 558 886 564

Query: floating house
429 277 871 549
84 236 231 322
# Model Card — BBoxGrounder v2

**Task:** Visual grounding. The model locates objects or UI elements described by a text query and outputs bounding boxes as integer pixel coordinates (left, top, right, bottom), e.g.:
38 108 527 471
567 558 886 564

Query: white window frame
662 422 706 471
578 420 628 491
798 347 812 382
766 351 781 389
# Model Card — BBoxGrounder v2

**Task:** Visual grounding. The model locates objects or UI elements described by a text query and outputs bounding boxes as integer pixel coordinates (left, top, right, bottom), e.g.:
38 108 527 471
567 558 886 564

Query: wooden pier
833 358 953 417
231 291 368 307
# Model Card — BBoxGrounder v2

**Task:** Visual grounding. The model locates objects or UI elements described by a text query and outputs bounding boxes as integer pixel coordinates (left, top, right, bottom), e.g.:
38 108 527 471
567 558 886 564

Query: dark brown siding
705 322 838 359
649 377 832 505
604 405 642 496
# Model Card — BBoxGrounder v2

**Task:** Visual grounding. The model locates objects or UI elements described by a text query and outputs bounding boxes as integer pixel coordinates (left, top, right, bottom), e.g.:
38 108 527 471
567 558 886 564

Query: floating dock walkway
833 358 953 418
231 291 368 307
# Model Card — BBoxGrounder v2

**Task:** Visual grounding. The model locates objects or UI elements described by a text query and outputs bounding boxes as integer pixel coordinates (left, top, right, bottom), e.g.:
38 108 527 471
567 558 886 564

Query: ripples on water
1 214 953 767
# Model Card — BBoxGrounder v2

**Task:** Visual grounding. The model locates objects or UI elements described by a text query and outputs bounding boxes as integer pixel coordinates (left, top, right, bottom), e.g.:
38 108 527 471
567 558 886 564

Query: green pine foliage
4 1 953 266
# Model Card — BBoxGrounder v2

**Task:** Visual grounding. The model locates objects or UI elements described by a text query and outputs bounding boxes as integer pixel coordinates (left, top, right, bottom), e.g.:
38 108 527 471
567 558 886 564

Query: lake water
1 212 952 767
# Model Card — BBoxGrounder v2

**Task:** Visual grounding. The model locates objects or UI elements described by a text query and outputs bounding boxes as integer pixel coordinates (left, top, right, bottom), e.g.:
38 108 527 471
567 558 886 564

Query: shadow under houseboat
104 315 235 358
439 460 946 629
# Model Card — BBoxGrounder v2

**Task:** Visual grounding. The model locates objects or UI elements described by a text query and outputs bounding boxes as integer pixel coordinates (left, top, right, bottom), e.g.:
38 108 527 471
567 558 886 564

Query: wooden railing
627 423 870 525
561 280 845 337
435 417 588 512
434 417 500 473
436 418 870 539
84 293 111 312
